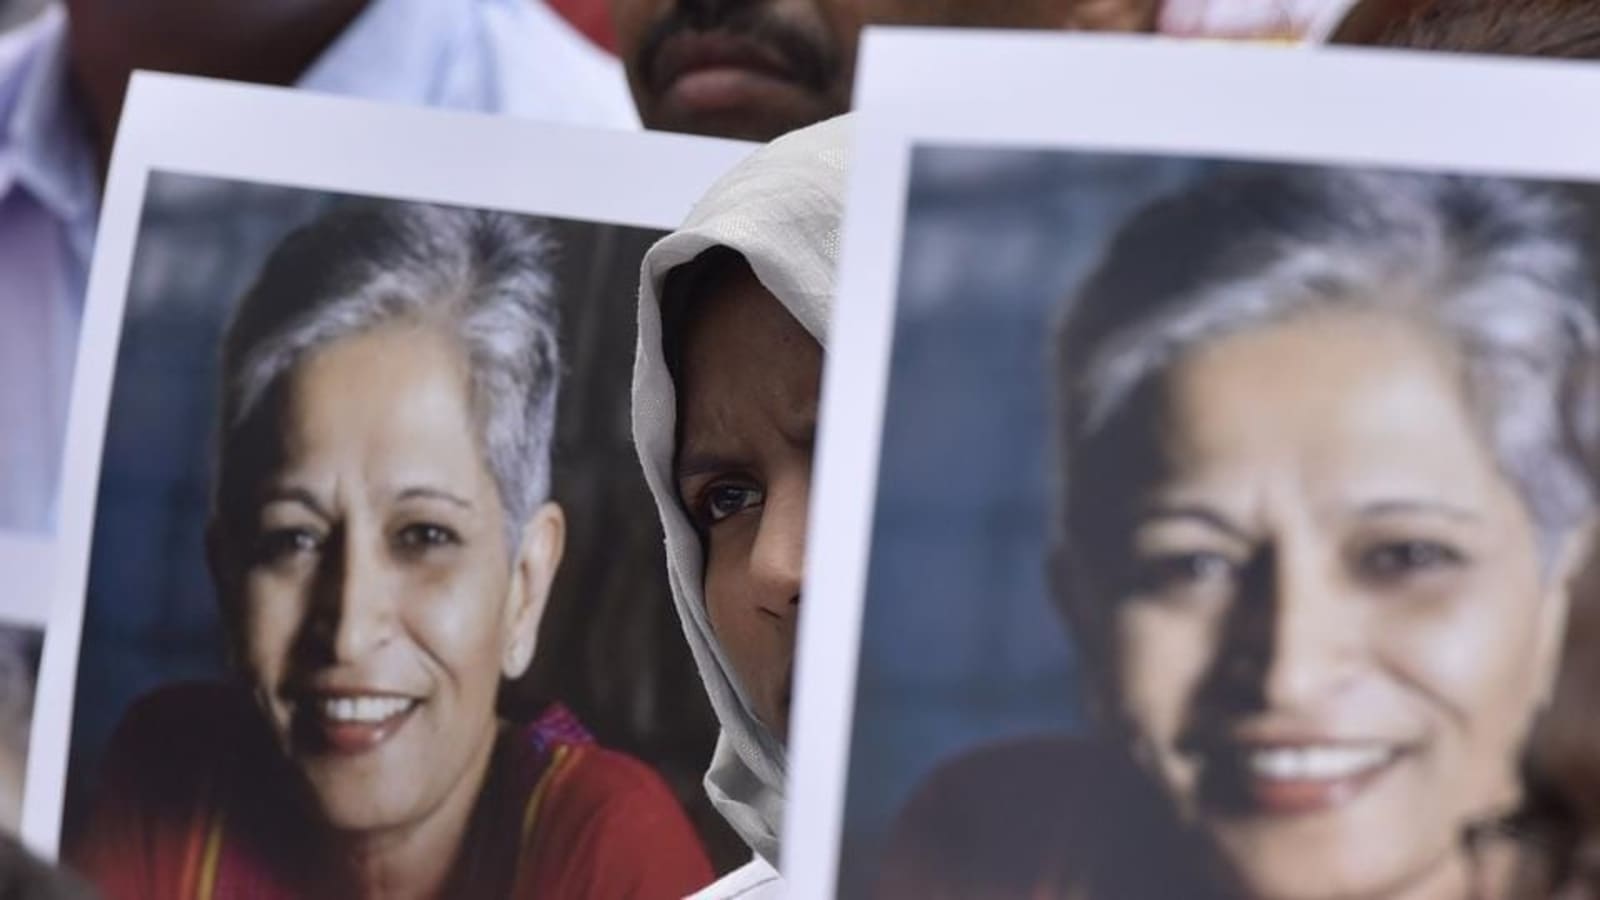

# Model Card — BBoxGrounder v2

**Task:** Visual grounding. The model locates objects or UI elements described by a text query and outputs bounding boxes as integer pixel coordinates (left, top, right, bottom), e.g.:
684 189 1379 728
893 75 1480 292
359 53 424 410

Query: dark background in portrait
64 173 743 869
835 146 1600 896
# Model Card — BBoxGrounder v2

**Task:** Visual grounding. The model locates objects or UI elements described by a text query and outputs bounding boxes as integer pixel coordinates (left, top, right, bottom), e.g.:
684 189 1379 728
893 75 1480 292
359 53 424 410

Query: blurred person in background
0 0 48 33
878 168 1600 899
550 0 622 50
1157 0 1355 39
608 0 1157 141
73 201 712 900
630 114 849 898
0 0 634 536
1331 0 1600 59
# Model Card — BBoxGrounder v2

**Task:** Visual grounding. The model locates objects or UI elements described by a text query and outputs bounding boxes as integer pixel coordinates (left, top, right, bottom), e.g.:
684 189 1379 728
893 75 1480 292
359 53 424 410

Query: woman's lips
294 693 420 756
1205 743 1405 816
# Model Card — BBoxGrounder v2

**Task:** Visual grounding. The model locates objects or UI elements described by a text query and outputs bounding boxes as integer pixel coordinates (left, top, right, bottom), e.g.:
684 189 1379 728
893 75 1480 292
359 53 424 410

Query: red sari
72 683 714 900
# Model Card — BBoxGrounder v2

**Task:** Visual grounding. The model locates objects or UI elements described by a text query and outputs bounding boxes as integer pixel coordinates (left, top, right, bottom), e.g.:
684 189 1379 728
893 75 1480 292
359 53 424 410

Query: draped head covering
630 114 850 869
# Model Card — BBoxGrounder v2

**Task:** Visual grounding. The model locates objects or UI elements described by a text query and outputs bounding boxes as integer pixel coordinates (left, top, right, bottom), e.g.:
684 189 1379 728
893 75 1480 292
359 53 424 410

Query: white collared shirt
0 0 636 534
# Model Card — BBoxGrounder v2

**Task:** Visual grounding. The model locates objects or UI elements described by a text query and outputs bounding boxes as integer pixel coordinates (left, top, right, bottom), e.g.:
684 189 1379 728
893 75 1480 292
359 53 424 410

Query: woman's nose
1238 549 1360 707
748 477 807 619
315 538 396 661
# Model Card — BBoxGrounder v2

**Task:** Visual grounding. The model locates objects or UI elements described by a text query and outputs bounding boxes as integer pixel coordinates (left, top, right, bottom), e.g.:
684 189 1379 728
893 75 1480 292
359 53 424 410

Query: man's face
674 258 822 744
610 0 1156 141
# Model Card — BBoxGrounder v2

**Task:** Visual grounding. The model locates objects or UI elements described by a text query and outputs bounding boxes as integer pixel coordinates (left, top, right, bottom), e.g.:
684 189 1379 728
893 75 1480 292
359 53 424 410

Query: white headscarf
630 115 850 869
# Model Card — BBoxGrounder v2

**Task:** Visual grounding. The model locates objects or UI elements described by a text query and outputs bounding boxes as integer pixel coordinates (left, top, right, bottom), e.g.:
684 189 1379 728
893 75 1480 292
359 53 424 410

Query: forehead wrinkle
1138 339 1505 541
268 329 489 511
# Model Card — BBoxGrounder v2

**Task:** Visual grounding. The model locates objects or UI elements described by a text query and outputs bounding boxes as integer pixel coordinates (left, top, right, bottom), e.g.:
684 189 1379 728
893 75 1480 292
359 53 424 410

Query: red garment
547 0 617 53
72 683 713 900
875 738 1218 900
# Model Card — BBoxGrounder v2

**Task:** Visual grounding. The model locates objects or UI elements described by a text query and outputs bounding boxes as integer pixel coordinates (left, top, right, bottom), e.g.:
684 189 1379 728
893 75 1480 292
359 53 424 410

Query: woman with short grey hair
73 201 713 899
881 168 1600 900
213 202 564 550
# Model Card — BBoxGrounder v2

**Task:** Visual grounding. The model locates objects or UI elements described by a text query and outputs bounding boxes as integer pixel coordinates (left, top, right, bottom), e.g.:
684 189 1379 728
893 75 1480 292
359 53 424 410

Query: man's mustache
637 2 837 96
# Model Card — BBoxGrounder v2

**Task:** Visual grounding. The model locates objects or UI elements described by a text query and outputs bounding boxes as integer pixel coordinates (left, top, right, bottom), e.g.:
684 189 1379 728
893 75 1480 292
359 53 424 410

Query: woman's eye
254 528 321 564
1132 552 1237 593
1361 540 1464 579
396 523 460 550
704 484 764 525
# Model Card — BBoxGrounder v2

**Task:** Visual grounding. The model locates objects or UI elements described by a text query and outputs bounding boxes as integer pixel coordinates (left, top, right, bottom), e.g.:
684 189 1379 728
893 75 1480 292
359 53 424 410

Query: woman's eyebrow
261 485 331 518
395 486 474 509
675 451 743 482
1135 503 1251 542
1354 499 1482 522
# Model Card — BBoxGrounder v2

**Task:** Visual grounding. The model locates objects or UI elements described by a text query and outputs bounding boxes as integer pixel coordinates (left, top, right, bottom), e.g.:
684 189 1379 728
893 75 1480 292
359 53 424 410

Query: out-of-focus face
214 324 562 837
609 0 862 141
675 261 820 744
1157 0 1350 39
1071 311 1577 899
609 0 1154 141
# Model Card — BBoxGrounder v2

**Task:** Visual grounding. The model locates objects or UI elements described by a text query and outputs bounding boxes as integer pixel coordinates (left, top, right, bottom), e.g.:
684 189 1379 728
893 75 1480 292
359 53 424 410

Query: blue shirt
0 0 637 535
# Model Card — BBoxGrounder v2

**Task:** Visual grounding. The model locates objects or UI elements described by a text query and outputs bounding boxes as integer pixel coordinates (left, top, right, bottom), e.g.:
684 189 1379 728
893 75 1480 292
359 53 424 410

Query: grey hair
1056 167 1600 565
215 201 562 550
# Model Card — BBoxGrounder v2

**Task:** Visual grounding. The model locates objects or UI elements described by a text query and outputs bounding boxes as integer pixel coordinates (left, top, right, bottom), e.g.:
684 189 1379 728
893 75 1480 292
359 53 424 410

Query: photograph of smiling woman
69 201 714 900
878 167 1600 900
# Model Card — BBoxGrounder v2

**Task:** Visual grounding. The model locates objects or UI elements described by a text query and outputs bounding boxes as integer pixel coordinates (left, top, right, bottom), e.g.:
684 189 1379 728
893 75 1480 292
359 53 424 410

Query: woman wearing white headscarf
631 115 850 898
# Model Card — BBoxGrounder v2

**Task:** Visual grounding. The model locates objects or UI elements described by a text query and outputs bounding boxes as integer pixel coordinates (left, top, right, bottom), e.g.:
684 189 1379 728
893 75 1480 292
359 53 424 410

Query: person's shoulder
71 683 258 886
509 703 689 823
0 9 59 75
472 0 638 128
104 681 259 776
904 735 1112 819
0 8 63 127
545 742 685 813
506 709 714 897
877 736 1124 899
113 681 254 738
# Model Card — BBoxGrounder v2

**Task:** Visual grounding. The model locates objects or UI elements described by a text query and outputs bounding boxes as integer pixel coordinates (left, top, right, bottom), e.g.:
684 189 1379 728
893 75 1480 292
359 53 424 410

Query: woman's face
215 324 562 837
675 262 820 745
1079 311 1576 898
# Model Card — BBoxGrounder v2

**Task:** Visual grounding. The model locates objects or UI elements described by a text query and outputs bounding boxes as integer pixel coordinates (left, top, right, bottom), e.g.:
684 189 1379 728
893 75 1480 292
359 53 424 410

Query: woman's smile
290 690 424 756
1194 739 1411 817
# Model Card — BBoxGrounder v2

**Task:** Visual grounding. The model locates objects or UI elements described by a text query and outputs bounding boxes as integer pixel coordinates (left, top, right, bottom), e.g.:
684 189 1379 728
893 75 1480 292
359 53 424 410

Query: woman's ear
503 502 566 680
